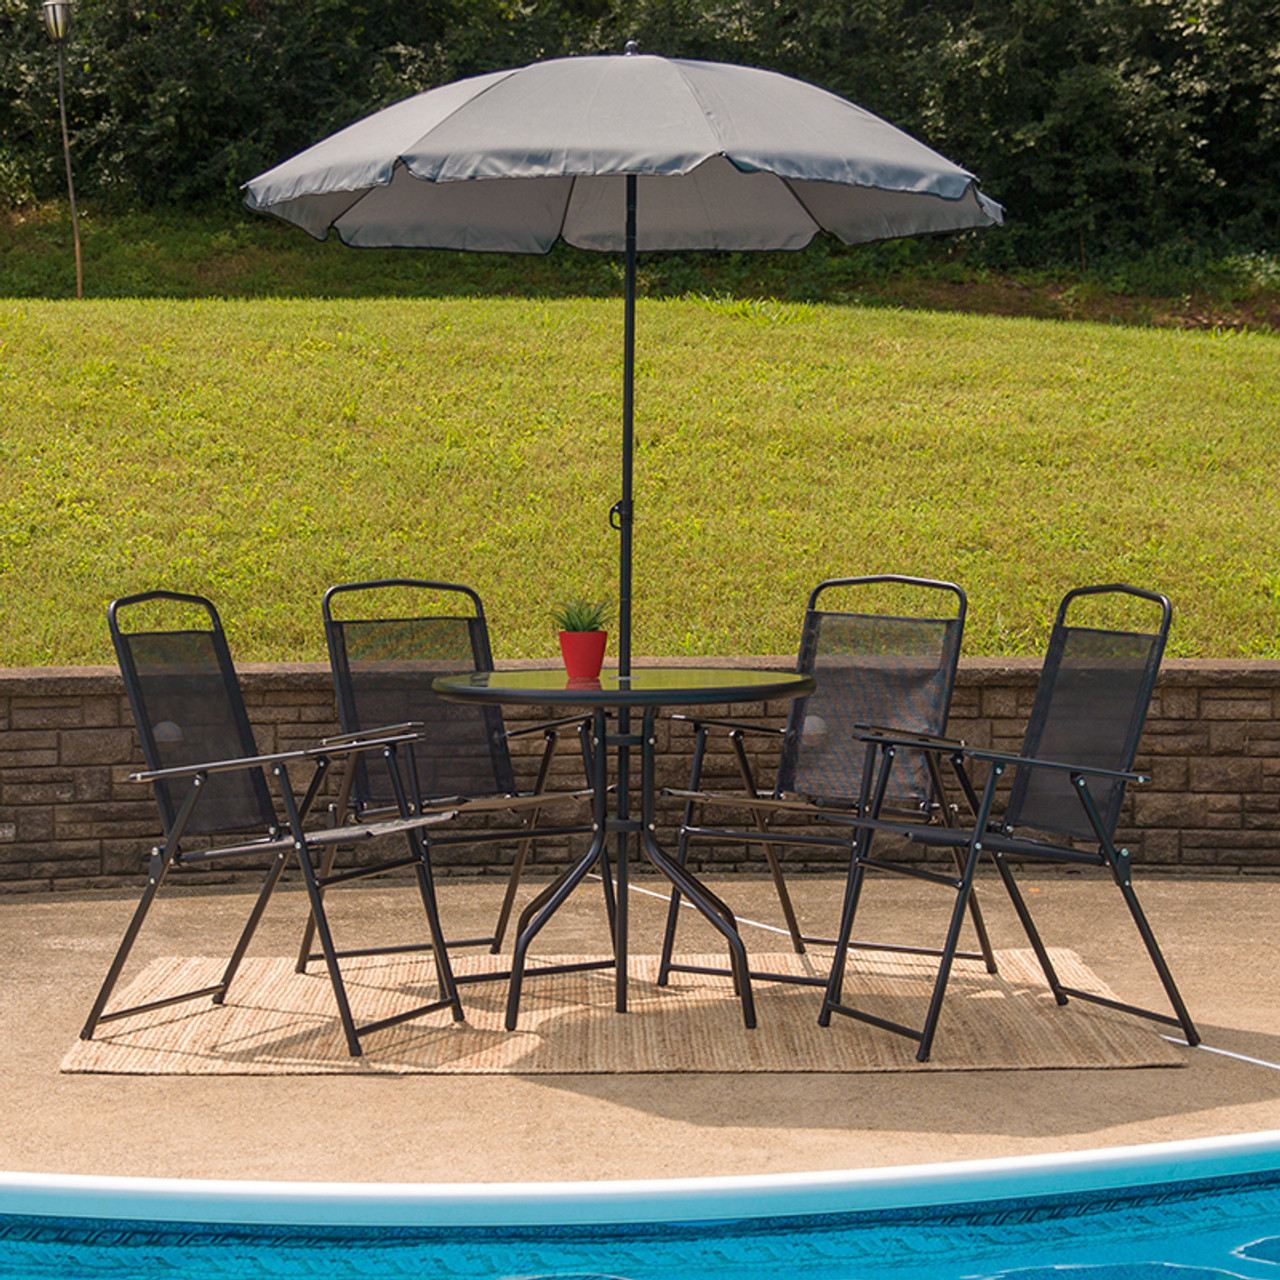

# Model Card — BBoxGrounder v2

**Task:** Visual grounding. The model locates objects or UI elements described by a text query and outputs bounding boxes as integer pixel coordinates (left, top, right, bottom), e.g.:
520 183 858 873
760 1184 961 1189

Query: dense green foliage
2 295 1277 666
2 0 1277 268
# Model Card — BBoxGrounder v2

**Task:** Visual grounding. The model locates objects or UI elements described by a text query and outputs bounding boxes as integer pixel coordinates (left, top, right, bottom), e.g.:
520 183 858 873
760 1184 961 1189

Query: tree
1 0 1276 261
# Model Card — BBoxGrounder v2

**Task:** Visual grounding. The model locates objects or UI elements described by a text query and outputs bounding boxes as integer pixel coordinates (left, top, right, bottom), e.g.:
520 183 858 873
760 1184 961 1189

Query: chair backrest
109 591 277 838
1005 584 1171 843
323 579 516 811
777 576 966 812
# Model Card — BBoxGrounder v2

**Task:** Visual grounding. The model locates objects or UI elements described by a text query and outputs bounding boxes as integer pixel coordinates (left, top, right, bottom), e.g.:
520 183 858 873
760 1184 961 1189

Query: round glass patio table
433 666 815 1030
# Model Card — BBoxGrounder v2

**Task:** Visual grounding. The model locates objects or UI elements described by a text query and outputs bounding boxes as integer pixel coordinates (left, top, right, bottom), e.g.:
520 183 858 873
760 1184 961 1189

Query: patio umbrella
243 47 1002 675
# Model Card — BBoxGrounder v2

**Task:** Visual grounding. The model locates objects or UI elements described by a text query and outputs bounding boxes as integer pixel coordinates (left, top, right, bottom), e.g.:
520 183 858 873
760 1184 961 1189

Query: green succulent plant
551 597 611 633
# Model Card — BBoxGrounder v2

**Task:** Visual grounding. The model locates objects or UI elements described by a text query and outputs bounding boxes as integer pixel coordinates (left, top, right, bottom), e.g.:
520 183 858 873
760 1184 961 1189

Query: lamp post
41 0 82 299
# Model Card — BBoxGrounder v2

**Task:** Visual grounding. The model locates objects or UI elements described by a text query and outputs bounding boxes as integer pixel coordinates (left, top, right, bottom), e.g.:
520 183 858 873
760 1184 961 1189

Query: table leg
638 707 757 1028
503 703 756 1032
504 706 616 1032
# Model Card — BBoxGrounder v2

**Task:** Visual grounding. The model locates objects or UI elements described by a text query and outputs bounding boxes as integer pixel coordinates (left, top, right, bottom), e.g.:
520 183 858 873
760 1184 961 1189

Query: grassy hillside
1 293 1276 666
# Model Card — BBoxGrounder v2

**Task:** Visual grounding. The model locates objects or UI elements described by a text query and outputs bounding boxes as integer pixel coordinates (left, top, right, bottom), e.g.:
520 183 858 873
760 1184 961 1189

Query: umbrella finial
624 39 639 55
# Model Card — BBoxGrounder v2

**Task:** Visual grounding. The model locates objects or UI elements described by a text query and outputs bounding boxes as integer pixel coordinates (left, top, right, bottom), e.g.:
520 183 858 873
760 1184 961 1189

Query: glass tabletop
433 666 814 708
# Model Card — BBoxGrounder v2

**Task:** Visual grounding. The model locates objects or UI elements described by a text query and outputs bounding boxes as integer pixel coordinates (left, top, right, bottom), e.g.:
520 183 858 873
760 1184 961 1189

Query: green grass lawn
1 293 1277 666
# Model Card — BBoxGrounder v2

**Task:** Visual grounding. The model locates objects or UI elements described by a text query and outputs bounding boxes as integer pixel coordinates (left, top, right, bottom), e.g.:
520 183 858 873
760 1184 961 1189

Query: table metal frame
433 667 815 1030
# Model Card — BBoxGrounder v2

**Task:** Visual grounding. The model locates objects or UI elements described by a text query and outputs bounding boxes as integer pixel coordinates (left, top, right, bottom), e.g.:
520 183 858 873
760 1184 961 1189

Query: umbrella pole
606 173 638 1015
618 172 637 680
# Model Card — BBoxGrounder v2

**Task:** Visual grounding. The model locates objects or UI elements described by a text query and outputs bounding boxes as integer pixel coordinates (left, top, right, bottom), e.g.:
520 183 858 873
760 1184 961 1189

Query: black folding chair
820 583 1201 1062
81 590 463 1058
658 575 993 990
299 579 611 987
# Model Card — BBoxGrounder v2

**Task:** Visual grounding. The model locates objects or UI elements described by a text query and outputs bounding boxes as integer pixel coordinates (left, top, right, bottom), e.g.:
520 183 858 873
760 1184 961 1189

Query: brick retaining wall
1 657 1277 891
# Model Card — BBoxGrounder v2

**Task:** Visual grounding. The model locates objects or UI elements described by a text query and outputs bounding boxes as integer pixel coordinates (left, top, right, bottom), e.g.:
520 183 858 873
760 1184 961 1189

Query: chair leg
927 753 997 973
821 758 1004 1062
821 738 905 1028
294 746 472 1054
956 859 998 976
658 725 710 986
727 729 805 954
408 831 464 1022
1111 851 1200 1045
296 766 357 973
760 827 806 954
914 838 985 1062
291 839 365 1057
82 779 231 1040
818 835 871 1024
597 840 617 936
908 758 1017 1062
491 830 534 955
80 848 171 1040
992 851 1068 1004
656 821 693 987
295 840 339 973
908 759 1013 1062
215 846 292 1002
997 846 1200 1048
83 841 292 1041
491 728 561 953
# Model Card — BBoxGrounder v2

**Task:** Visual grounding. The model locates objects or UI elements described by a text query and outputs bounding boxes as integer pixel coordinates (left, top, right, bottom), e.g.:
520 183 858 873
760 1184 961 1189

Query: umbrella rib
325 185 387 244
776 177 826 243
400 66 530 184
322 162 412 244
555 175 576 244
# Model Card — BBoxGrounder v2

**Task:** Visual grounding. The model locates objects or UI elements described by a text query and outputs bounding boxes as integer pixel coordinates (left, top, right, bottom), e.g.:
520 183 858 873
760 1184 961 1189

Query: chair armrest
664 788 822 814
321 721 424 746
671 714 785 738
503 715 590 739
133 726 438 784
961 747 1147 784
851 727 1145 786
133 744 326 783
854 724 968 753
314 726 444 759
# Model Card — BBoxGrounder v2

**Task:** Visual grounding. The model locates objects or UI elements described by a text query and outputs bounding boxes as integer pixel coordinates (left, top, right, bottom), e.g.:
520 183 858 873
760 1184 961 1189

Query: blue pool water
5 1133 1280 1279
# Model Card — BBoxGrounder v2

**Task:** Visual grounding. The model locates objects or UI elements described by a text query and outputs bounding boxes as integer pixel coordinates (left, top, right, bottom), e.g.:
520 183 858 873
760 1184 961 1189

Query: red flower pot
559 630 607 680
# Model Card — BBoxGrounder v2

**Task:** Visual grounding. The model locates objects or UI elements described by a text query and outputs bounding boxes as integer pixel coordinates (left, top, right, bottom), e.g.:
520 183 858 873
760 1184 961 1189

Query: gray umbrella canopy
245 51 1002 669
245 53 1001 251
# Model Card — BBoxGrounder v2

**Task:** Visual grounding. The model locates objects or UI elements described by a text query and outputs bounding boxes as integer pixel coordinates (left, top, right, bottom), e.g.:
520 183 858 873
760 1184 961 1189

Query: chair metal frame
658 575 994 991
81 590 464 1058
819 583 1201 1062
300 579 613 990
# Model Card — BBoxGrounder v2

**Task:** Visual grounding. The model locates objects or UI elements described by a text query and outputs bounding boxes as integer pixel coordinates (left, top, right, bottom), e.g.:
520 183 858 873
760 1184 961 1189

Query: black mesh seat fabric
81 591 464 1058
300 580 598 974
1005 623 1164 843
331 613 517 806
121 626 278 838
784 608 965 812
657 576 989 991
820 584 1200 1062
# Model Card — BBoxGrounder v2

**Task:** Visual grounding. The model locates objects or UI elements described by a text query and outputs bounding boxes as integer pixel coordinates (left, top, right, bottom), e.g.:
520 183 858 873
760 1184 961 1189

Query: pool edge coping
4 1130 1280 1228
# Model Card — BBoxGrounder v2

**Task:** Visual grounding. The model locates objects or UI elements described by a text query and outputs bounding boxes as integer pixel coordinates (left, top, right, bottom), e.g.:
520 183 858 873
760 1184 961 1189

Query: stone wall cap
236 661 331 689
1 655 1278 693
1156 657 1280 686
0 665 120 695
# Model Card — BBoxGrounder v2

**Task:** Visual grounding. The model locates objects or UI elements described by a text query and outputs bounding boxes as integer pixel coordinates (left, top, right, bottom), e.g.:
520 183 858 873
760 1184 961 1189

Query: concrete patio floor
2 871 1278 1187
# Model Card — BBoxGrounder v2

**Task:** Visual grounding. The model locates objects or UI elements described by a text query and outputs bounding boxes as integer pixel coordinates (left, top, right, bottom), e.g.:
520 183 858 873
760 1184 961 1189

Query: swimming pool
4 1131 1280 1278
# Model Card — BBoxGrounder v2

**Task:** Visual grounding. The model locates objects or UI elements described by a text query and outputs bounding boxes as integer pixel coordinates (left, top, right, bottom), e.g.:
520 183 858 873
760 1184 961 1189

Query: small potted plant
552 597 610 680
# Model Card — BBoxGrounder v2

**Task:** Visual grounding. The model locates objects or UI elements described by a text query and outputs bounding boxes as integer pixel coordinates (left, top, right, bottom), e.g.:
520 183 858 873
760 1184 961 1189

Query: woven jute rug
61 949 1185 1075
